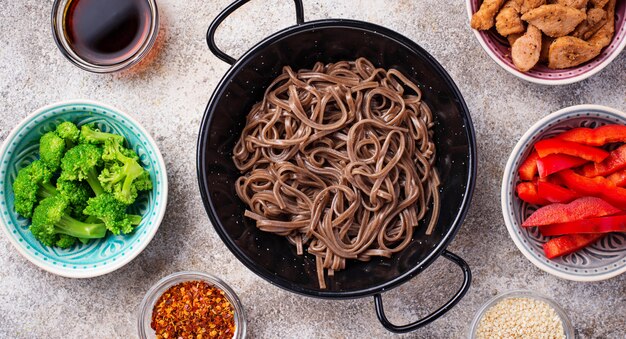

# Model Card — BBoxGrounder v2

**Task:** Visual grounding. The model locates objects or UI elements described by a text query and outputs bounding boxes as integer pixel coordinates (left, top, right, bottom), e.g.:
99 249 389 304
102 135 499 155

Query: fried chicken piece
553 0 588 9
540 34 555 62
508 32 525 45
548 36 600 68
521 0 546 14
522 4 587 37
587 0 615 48
571 7 607 40
590 0 609 8
496 0 526 36
512 25 542 71
471 0 506 30
548 0 615 68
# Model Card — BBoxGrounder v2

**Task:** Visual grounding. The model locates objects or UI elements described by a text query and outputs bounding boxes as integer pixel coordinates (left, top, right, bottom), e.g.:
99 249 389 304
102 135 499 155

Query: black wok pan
197 0 477 332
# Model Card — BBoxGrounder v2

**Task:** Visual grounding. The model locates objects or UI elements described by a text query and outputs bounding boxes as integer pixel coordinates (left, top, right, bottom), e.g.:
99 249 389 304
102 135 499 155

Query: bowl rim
467 289 575 338
197 18 477 299
464 0 626 85
0 99 168 278
501 104 626 281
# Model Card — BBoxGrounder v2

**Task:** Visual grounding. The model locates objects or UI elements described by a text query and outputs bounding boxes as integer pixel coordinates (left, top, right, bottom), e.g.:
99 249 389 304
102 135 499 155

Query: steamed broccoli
56 122 80 146
30 195 106 248
12 160 57 218
78 215 104 244
99 139 152 204
79 124 124 145
56 234 79 248
39 131 66 171
60 143 105 196
13 121 150 249
56 178 92 219
83 194 142 235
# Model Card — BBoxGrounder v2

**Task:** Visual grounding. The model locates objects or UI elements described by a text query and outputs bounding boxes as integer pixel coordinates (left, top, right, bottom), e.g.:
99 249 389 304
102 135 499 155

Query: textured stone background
0 0 624 338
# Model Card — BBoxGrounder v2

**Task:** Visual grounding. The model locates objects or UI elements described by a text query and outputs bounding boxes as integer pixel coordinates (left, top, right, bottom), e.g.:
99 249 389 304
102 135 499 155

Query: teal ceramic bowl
0 100 167 278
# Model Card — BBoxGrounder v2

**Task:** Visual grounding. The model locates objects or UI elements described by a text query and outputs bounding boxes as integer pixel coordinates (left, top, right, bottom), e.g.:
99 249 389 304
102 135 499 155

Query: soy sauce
65 0 152 65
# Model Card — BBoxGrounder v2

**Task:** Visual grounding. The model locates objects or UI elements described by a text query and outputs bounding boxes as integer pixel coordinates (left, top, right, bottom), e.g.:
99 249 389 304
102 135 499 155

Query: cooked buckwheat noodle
233 58 440 289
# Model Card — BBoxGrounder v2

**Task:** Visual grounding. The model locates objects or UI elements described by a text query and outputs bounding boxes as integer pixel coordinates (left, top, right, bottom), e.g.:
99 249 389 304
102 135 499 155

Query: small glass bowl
468 290 575 339
51 0 159 73
137 271 246 339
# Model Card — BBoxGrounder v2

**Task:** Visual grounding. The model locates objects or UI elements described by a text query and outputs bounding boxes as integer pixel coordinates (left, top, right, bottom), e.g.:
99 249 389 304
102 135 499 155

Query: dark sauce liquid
65 0 152 65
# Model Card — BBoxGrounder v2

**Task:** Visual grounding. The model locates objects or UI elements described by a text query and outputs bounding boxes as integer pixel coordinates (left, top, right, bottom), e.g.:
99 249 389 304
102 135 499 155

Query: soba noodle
233 58 440 289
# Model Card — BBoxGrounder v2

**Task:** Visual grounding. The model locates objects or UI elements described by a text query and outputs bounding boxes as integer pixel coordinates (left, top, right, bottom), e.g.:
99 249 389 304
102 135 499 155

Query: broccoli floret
39 131 66 171
56 122 80 146
60 143 105 196
83 194 142 235
30 195 106 248
57 178 92 219
114 143 140 161
56 234 78 248
13 160 57 218
79 124 124 145
78 215 103 243
132 170 152 192
99 139 152 204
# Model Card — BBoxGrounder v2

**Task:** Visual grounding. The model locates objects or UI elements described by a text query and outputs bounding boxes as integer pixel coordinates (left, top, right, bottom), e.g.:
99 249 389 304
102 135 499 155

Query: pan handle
373 250 472 333
206 0 305 65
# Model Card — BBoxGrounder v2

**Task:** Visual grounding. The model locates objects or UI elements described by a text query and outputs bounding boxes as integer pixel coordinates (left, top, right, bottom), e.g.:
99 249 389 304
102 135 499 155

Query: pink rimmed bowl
466 1 626 85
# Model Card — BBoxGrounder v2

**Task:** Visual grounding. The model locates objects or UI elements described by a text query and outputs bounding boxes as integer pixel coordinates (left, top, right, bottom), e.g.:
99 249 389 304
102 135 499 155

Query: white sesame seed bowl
468 290 575 339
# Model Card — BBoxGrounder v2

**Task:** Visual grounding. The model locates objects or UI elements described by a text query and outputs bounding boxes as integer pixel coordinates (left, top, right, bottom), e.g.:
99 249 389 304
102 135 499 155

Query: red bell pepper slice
557 169 626 208
519 151 540 181
556 125 626 146
536 181 580 203
534 138 609 163
543 233 606 259
516 182 549 206
544 174 566 186
607 169 626 187
539 215 626 236
580 144 626 177
536 154 587 178
522 196 620 227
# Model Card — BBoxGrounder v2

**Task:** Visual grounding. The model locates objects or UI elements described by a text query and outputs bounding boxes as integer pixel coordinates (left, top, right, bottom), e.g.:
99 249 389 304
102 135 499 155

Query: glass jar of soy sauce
52 0 159 73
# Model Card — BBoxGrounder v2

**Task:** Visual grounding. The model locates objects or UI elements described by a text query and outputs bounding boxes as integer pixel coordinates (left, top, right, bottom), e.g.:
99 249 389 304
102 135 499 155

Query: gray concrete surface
0 0 624 338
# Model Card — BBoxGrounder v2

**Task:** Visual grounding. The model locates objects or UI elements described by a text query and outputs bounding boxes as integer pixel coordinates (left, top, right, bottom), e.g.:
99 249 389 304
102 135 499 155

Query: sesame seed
476 297 566 339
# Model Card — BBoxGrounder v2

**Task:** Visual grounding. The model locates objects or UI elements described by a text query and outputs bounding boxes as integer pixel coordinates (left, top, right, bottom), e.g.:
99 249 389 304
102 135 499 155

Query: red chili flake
151 280 236 339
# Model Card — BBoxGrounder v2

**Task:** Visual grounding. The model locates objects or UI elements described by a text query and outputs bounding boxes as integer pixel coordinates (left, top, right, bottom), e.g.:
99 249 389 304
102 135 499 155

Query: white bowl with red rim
502 104 626 281
466 1 626 85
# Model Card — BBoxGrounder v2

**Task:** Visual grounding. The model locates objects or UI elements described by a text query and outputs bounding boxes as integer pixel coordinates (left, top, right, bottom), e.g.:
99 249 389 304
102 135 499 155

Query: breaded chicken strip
590 0 609 8
548 36 599 68
522 4 586 37
587 0 615 48
521 0 546 14
507 32 525 45
548 0 615 68
471 0 506 30
540 34 555 62
553 0 588 9
571 7 607 40
512 25 542 71
496 0 526 36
